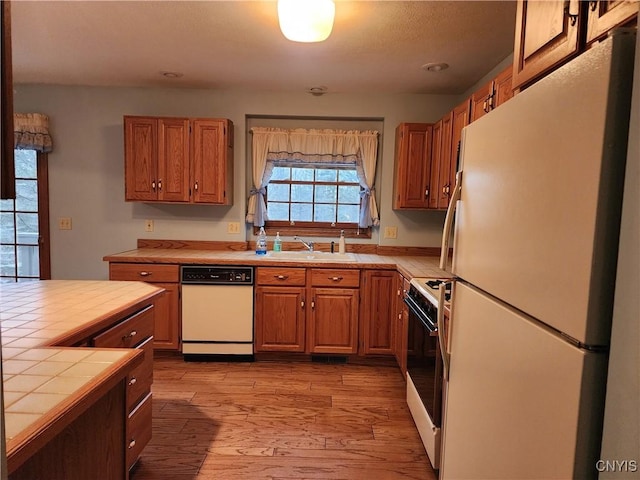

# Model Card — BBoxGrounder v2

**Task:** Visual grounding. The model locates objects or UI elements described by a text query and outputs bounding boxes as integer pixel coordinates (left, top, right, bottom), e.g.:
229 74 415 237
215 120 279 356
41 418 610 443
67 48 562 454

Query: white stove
409 277 452 308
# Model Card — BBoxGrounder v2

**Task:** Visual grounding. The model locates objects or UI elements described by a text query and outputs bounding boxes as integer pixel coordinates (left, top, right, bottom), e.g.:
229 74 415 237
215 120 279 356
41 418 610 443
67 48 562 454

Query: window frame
0 150 51 281
257 163 371 239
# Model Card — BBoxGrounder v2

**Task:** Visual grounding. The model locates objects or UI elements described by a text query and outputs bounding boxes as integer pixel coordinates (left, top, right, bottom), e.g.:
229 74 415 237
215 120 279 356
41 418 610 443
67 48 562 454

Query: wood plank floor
130 355 437 480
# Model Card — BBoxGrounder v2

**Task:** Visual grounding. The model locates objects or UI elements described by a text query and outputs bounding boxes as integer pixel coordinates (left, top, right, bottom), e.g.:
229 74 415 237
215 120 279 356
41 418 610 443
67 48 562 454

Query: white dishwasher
181 265 254 361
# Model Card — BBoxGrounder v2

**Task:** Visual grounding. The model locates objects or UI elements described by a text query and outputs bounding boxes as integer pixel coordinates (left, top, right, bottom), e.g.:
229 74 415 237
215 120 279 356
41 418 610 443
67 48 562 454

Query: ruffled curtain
14 113 53 152
247 127 380 228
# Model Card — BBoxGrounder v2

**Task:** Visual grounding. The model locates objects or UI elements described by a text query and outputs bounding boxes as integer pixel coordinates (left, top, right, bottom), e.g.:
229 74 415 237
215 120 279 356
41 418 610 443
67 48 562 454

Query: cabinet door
157 118 190 202
437 113 454 209
308 288 359 354
361 270 395 355
492 65 515 109
470 79 494 122
448 100 470 203
152 282 180 350
192 119 231 205
255 286 305 352
513 0 582 90
586 0 638 44
124 117 158 201
393 123 432 209
428 120 443 210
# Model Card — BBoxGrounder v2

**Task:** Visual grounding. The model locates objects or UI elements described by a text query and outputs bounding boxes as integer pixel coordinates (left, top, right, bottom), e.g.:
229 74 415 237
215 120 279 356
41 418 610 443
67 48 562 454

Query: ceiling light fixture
422 63 449 73
278 0 335 43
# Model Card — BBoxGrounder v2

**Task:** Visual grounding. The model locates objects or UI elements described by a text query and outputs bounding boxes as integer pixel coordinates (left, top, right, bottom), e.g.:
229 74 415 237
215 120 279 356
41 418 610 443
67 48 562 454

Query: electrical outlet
383 226 398 239
145 219 154 232
58 217 72 230
227 222 241 234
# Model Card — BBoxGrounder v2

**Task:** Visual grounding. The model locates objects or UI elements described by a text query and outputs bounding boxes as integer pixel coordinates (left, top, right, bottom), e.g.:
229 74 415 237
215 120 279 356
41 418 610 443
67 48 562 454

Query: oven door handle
437 284 450 380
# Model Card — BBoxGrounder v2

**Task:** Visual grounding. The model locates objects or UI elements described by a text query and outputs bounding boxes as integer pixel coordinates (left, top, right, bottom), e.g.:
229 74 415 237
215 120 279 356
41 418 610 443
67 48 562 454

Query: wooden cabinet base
9 381 127 480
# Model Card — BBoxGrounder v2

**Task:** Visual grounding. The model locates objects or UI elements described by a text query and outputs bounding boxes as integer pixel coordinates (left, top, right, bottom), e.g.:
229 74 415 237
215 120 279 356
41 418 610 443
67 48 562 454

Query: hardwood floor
131 355 437 480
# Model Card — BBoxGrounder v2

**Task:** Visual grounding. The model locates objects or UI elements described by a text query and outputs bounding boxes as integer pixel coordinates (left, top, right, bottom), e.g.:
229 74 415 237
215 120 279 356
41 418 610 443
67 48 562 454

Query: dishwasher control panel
181 266 254 284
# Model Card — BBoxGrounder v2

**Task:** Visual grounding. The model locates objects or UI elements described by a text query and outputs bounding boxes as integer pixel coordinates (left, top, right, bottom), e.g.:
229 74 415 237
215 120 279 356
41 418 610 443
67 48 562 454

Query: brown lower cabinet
109 262 181 350
255 267 393 357
393 272 410 377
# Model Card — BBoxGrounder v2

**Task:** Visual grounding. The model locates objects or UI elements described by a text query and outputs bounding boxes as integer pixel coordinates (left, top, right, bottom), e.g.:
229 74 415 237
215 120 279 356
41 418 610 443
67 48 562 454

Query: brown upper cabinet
124 116 233 205
471 66 514 122
393 123 433 209
513 0 637 90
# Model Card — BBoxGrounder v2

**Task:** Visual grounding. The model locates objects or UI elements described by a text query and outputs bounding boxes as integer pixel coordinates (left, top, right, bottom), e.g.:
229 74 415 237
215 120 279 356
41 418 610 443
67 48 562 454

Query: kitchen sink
258 251 357 262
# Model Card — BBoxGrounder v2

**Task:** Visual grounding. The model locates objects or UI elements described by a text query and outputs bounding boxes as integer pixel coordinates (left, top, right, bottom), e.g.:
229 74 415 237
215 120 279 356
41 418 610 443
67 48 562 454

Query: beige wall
14 85 458 279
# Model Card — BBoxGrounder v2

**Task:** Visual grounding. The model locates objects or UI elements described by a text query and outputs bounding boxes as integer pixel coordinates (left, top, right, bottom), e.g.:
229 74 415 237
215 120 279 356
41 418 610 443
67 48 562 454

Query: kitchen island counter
1 280 163 476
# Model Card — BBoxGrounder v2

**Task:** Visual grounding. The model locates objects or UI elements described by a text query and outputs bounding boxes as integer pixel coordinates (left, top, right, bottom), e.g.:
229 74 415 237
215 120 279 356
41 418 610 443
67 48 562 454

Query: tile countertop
0 280 163 471
103 248 453 280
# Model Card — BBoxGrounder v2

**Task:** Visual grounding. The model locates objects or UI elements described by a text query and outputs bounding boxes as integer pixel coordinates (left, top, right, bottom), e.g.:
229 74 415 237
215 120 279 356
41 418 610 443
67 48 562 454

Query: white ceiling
11 0 517 95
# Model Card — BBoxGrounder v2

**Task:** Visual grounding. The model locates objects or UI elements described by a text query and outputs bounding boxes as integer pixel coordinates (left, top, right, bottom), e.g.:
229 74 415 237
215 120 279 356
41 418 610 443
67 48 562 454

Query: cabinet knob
122 330 137 341
329 276 343 282
589 1 597 11
128 377 137 386
138 271 152 277
151 181 156 191
567 0 579 26
311 300 315 309
194 182 199 192
301 300 305 308
275 275 289 280
128 439 136 449
425 188 429 198
158 179 162 191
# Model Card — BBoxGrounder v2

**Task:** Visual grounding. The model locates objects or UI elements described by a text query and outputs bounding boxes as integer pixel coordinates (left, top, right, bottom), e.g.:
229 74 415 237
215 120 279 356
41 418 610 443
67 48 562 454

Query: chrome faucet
293 236 314 252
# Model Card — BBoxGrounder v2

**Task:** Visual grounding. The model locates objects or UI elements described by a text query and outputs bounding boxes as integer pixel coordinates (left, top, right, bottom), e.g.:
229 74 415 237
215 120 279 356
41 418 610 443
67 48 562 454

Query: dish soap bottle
338 230 346 254
273 232 282 252
256 227 267 255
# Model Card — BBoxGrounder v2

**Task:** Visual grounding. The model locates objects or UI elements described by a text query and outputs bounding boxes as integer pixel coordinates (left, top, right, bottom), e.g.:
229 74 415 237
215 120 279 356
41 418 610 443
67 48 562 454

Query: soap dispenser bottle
273 232 282 252
338 230 346 254
256 227 268 255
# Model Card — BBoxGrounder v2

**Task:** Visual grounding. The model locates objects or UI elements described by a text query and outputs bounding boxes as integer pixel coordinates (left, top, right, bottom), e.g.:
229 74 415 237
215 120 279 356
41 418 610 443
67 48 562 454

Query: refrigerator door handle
440 170 463 271
437 283 450 380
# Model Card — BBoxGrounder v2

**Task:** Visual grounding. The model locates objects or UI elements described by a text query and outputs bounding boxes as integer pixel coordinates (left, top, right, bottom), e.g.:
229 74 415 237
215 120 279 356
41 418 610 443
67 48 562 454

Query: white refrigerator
439 30 637 480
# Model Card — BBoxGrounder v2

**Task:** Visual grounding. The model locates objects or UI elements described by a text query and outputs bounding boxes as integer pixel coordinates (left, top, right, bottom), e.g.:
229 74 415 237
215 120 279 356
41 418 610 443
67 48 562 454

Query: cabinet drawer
257 267 306 286
93 305 154 348
127 336 154 412
127 392 152 469
110 263 179 283
310 269 360 288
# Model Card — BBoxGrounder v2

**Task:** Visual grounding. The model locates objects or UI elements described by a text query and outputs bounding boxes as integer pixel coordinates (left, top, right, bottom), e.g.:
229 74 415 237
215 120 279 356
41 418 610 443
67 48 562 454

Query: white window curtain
246 127 380 228
14 113 53 152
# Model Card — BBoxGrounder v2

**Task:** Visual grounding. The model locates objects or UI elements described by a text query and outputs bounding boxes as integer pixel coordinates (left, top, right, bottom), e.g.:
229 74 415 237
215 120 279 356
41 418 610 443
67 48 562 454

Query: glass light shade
277 0 335 43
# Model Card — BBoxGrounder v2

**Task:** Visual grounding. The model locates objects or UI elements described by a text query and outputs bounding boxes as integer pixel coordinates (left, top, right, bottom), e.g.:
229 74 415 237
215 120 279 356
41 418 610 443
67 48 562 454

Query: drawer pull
128 377 137 386
138 271 152 277
122 330 137 341
128 439 136 449
329 276 343 282
275 275 289 280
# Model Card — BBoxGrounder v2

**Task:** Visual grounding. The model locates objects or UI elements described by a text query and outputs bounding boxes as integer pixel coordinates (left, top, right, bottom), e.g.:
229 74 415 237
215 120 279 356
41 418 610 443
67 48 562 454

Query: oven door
404 295 444 469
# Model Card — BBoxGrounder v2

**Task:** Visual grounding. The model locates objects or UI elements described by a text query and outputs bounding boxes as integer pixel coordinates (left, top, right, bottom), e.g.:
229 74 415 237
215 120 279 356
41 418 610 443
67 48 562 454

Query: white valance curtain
14 113 53 152
246 127 380 228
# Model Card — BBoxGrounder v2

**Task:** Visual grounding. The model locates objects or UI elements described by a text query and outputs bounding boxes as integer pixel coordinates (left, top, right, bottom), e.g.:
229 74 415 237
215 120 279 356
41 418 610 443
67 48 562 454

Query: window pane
1 245 16 276
271 166 290 181
15 180 38 212
291 184 313 203
338 204 359 223
314 204 336 222
0 199 14 211
15 150 37 178
338 185 360 204
267 183 290 202
268 202 290 221
17 245 39 277
291 203 312 222
292 168 313 181
1 212 15 243
316 169 337 182
315 185 337 203
339 170 359 182
16 213 39 240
